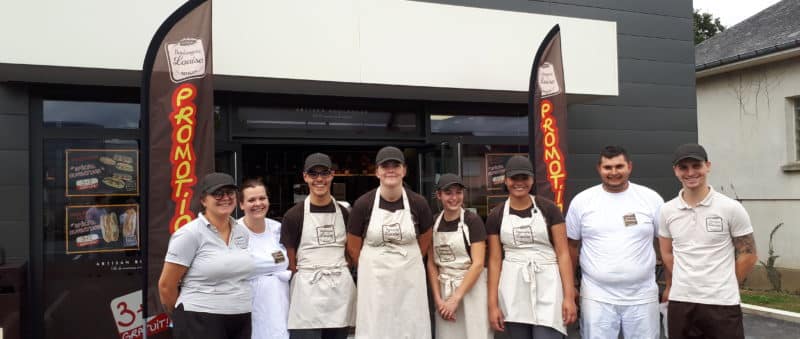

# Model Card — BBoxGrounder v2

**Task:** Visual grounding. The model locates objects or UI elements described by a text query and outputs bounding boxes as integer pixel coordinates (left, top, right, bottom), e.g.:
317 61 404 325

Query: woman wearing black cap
346 146 434 339
158 172 254 339
426 173 492 339
486 156 577 339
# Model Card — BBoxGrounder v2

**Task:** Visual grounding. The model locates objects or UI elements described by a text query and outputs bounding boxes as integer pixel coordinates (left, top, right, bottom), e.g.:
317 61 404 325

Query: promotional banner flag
529 24 568 211
141 0 214 337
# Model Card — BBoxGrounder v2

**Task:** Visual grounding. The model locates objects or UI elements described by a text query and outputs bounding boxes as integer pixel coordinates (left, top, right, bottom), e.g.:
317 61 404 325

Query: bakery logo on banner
537 62 561 98
165 38 206 83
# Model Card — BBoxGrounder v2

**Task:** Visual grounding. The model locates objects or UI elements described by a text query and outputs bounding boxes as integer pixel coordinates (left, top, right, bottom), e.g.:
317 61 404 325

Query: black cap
304 153 332 172
672 143 708 165
191 172 238 213
376 146 405 165
437 173 466 191
199 172 238 193
505 155 534 177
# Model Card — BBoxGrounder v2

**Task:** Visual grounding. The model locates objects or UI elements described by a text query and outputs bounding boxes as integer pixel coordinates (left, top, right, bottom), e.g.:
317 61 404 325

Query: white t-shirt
566 182 664 305
238 217 290 278
165 213 254 314
658 186 753 305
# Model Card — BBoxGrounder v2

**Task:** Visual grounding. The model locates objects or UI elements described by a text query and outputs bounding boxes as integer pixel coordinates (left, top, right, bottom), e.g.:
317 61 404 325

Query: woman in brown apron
486 156 577 338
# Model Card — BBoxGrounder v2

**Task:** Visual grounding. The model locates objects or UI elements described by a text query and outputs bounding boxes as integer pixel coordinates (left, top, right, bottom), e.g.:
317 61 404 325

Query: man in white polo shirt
658 143 757 339
566 145 664 338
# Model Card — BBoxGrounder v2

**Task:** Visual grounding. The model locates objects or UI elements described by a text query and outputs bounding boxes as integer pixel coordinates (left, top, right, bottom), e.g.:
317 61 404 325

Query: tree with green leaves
694 9 726 44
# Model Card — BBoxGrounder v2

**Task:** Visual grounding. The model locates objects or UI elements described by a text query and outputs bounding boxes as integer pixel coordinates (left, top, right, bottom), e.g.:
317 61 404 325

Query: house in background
695 0 800 291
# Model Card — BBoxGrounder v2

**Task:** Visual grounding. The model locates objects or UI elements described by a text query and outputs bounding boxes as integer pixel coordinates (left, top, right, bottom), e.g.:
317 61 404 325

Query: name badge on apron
512 226 534 246
271 251 286 263
435 244 456 262
382 223 403 242
316 224 336 245
623 213 638 227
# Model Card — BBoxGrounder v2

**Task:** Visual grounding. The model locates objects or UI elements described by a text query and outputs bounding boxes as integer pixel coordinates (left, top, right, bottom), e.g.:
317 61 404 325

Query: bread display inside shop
101 212 120 243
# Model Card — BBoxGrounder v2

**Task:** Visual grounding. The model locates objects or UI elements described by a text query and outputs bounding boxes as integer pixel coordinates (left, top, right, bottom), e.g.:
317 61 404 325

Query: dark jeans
505 322 564 339
667 300 744 339
289 327 350 339
172 304 251 339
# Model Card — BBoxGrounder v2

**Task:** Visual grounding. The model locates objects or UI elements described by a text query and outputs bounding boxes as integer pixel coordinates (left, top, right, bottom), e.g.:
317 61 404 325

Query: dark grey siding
422 0 697 200
0 84 30 259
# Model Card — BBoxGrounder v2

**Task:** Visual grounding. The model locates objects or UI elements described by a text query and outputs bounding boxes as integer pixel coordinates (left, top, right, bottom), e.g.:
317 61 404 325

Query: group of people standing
158 143 757 339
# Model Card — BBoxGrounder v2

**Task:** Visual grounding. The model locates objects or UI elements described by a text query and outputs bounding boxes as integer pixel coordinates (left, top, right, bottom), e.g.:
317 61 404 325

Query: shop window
43 100 140 129
795 98 800 161
37 97 143 339
234 106 421 139
430 114 527 137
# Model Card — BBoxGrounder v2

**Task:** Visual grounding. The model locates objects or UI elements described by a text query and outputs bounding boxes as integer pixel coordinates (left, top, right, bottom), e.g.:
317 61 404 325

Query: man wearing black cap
347 146 434 339
658 143 757 339
281 153 356 339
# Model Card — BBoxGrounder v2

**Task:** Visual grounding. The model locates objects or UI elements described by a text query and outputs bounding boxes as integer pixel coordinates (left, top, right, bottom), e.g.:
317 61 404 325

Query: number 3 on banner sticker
110 290 144 339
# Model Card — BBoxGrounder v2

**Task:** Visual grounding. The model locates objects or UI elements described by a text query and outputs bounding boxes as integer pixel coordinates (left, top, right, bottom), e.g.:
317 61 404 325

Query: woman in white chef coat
346 146 434 339
426 173 492 339
238 177 291 339
486 156 577 339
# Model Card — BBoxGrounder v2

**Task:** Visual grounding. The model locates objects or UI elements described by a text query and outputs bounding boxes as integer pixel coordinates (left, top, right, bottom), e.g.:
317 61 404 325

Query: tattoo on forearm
733 234 756 259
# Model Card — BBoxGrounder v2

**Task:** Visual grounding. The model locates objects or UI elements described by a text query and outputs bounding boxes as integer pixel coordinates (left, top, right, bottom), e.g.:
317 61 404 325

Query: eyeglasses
210 187 238 200
306 170 332 179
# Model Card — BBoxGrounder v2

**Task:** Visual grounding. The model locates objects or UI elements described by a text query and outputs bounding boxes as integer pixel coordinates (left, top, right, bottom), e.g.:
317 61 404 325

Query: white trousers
580 298 659 339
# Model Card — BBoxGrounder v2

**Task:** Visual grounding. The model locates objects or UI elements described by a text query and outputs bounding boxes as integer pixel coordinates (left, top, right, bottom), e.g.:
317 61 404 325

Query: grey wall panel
568 105 697 131
615 11 692 41
0 185 28 221
618 35 695 63
0 221 27 258
0 115 29 150
0 83 30 260
0 84 29 115
548 3 691 41
590 83 696 108
0 150 29 185
619 59 695 86
567 130 697 154
546 0 692 18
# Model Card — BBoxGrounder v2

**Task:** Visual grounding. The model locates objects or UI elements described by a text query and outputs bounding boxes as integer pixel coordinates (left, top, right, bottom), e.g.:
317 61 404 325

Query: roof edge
696 43 800 79
696 39 800 72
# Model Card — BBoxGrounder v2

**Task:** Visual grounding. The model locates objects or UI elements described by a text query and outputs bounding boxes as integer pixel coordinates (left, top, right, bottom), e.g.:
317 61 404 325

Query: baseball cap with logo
505 155 534 177
375 146 405 165
436 173 466 191
672 143 708 165
304 153 332 172
191 172 238 213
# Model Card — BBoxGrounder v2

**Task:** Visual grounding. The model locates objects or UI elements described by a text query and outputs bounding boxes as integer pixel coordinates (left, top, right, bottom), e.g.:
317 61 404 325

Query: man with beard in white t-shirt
566 145 664 339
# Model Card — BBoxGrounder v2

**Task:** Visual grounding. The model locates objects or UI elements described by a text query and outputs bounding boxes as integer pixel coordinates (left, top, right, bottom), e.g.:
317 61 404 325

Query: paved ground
348 311 800 338
513 313 800 338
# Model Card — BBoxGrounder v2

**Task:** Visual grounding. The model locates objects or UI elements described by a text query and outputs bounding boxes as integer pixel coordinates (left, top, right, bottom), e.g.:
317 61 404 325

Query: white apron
240 217 292 339
354 188 431 339
432 209 492 339
288 197 357 329
498 196 566 335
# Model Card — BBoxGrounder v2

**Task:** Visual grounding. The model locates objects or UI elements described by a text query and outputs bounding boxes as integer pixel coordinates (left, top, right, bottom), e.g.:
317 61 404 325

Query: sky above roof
694 0 781 27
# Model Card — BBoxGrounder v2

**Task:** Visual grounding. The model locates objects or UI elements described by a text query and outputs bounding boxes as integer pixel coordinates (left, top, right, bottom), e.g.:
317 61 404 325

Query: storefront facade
0 1 695 338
